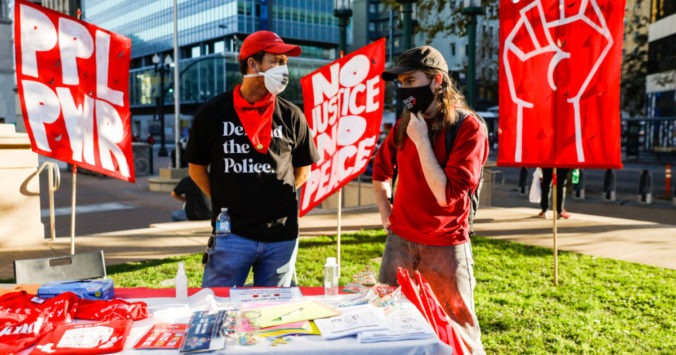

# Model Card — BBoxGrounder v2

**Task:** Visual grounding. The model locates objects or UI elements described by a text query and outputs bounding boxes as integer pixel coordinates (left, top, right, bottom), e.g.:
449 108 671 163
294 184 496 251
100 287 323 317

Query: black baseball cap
382 46 449 81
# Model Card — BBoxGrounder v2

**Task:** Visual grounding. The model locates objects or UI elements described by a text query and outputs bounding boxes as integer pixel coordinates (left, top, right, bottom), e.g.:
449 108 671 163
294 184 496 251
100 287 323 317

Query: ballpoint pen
272 307 305 321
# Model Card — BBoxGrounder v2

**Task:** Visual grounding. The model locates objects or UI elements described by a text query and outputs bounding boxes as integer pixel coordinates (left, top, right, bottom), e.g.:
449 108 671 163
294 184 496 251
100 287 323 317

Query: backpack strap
445 110 468 157
444 109 486 237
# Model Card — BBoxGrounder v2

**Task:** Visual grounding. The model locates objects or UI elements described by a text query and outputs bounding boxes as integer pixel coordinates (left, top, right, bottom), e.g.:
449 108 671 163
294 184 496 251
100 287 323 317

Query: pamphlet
134 323 187 349
179 310 229 353
357 303 436 343
229 287 302 305
258 320 321 338
313 304 389 340
258 300 340 328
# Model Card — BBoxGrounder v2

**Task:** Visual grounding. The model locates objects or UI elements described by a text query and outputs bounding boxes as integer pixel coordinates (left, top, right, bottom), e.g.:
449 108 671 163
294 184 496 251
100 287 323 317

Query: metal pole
173 0 181 168
70 167 77 255
467 14 476 107
603 169 616 201
552 167 558 286
518 167 528 195
388 9 393 62
462 6 482 108
401 1 413 51
333 8 352 56
49 166 55 241
158 65 168 157
338 17 347 55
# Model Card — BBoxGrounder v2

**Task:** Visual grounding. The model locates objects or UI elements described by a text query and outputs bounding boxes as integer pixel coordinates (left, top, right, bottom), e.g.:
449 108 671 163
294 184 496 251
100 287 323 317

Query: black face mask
397 84 435 114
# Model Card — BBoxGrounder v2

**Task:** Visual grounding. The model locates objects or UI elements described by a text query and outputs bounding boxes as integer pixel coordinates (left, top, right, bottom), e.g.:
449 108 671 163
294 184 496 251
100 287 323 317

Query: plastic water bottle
175 262 188 300
324 257 339 297
216 207 231 235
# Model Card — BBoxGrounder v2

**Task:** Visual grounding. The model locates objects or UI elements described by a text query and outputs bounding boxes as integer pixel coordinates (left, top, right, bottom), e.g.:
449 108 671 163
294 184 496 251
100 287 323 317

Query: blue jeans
201 233 298 288
172 209 187 221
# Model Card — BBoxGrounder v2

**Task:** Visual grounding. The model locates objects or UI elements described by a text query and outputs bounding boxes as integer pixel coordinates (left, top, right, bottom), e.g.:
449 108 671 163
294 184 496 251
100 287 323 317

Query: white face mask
244 65 289 95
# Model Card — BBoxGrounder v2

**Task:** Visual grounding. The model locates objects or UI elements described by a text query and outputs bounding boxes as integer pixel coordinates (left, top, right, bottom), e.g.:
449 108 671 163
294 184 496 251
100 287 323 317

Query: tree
621 0 650 117
408 0 500 108
383 0 499 38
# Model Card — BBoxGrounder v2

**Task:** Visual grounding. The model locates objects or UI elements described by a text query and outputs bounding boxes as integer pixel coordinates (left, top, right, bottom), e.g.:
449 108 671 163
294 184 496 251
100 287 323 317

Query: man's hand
294 165 311 188
373 180 393 232
406 111 448 206
406 112 429 147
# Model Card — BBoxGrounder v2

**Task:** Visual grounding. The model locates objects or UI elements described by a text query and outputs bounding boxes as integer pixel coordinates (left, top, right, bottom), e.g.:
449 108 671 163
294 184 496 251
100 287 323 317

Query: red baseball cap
238 30 302 61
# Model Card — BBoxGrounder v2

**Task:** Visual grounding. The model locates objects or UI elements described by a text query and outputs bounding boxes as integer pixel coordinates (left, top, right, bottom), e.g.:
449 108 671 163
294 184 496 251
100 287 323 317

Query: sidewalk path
474 207 676 269
1 206 674 281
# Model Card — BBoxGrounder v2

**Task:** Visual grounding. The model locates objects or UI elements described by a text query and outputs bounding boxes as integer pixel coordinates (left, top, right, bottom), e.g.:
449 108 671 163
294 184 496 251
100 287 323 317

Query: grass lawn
108 230 675 354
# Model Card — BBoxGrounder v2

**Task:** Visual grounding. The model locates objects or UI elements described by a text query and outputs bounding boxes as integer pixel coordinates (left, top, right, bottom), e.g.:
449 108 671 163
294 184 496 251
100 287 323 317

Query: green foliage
621 0 650 116
107 231 675 353
383 0 499 40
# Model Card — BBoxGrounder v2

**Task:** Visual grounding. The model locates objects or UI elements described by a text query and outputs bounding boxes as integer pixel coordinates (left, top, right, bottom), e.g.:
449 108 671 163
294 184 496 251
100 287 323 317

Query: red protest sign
14 0 135 182
299 39 386 216
497 0 624 169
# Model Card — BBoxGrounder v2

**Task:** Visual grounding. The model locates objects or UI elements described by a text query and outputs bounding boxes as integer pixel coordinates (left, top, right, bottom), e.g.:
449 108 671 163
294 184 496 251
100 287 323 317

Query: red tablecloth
114 287 328 299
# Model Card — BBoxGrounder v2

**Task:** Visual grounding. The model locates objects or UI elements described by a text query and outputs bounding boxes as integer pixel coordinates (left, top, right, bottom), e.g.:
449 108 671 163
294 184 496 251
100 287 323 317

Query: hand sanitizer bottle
175 262 188 300
324 257 339 297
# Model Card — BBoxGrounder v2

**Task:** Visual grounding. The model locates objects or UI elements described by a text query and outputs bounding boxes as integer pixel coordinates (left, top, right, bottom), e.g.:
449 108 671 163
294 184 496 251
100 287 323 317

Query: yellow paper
258 300 340 328
258 321 321 338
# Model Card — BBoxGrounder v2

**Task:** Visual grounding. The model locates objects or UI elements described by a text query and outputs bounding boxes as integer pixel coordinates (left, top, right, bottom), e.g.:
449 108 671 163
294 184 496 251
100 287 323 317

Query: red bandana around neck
233 84 276 154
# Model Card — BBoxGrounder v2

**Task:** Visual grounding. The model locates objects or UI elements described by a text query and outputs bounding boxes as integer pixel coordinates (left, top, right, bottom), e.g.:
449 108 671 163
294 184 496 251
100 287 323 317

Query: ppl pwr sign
14 0 135 182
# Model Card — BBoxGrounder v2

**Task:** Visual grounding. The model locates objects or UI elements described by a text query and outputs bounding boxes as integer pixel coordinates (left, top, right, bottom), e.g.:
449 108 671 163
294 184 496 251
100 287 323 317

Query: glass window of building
84 0 338 109
652 0 676 21
648 35 676 74
0 0 8 21
215 41 225 54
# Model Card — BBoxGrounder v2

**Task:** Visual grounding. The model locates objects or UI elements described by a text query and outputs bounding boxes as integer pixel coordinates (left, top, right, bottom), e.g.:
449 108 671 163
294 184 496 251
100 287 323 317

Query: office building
646 0 675 118
83 0 340 139
0 0 15 126
352 0 403 64
0 0 79 129
37 0 80 16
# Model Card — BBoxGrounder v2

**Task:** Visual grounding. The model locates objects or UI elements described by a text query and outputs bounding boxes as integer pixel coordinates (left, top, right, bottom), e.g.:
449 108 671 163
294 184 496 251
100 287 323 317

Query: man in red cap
186 30 319 288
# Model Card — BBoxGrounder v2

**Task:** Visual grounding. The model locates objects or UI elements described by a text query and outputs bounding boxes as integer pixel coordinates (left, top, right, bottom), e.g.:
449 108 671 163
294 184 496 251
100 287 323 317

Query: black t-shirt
173 176 211 221
186 91 319 242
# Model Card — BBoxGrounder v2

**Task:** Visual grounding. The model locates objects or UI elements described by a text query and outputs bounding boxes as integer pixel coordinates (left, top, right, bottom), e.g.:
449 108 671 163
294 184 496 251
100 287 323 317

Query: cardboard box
37 279 114 300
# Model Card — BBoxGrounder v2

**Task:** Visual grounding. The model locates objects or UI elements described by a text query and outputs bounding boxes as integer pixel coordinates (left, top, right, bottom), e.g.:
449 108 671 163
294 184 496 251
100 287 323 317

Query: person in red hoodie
373 46 488 355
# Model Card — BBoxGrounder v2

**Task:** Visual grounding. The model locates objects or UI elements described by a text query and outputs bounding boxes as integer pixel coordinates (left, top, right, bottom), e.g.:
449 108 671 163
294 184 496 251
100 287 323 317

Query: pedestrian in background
372 46 488 354
170 176 211 222
538 168 571 219
186 30 319 288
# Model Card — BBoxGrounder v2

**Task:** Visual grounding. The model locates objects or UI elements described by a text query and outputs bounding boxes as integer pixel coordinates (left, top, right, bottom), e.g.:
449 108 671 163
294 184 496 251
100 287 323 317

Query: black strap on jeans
202 235 216 264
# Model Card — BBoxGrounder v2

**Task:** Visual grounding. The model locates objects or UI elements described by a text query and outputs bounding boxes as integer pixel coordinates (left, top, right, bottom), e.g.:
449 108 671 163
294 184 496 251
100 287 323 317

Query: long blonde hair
395 69 473 149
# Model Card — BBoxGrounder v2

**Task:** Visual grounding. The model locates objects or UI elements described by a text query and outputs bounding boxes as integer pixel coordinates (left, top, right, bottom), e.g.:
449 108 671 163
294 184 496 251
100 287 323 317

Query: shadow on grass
299 230 387 248
472 236 553 258
107 256 190 275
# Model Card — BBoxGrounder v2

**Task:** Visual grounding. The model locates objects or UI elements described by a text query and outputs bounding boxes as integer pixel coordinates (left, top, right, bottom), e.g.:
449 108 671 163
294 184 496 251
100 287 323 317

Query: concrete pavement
1 204 674 281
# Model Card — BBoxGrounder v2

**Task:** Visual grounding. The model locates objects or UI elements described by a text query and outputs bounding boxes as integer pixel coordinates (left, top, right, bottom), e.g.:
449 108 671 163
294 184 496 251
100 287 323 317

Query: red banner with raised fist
299 39 386 216
15 0 135 182
497 0 624 169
